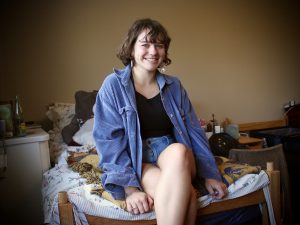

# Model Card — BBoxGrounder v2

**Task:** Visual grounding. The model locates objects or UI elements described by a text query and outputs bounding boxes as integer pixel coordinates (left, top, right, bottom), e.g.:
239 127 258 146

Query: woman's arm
93 86 141 200
179 82 222 181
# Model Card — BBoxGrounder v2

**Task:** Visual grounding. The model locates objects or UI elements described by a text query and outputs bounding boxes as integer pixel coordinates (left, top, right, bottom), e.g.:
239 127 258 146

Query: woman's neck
132 66 159 99
132 66 156 86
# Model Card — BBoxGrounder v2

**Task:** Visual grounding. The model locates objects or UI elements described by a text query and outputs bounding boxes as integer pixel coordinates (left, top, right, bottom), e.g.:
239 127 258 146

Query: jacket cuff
101 166 141 200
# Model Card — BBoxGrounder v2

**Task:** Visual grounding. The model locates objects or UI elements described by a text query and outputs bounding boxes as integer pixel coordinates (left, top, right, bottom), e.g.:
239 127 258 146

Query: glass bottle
14 95 26 137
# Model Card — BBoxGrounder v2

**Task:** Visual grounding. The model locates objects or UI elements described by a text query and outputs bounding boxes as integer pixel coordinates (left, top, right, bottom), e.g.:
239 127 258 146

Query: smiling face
131 29 166 73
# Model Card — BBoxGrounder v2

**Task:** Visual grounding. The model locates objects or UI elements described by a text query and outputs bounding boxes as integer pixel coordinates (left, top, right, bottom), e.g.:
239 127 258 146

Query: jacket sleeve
179 83 222 181
93 86 141 200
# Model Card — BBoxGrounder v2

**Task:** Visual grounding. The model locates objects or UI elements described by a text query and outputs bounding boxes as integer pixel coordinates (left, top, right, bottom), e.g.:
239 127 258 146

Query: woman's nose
148 44 157 54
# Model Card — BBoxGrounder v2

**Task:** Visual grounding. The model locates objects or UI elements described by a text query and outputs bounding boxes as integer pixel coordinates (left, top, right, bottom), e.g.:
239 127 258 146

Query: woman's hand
125 187 154 214
205 178 228 200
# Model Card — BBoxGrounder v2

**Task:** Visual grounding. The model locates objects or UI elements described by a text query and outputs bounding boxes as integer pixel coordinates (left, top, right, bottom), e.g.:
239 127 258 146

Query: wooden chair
229 144 292 225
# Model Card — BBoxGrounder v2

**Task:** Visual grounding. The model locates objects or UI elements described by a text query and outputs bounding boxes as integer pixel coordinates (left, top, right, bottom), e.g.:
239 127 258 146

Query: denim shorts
142 135 175 164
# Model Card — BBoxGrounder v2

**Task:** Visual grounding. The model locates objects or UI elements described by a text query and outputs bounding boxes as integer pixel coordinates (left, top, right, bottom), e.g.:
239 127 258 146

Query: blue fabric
142 135 175 164
93 65 221 200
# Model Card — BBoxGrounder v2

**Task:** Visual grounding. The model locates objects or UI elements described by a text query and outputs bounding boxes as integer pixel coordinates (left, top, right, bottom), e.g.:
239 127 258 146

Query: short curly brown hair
117 18 172 67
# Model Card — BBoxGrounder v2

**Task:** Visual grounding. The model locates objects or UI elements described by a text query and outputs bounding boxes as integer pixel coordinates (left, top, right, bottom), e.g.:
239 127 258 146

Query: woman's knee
169 143 190 162
158 143 195 173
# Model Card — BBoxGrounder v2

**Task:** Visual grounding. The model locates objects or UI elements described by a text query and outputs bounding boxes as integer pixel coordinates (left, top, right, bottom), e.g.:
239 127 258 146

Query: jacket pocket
118 106 137 137
118 106 134 115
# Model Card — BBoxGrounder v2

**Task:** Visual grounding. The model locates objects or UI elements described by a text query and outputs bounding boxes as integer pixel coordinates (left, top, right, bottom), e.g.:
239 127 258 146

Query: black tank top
135 91 173 139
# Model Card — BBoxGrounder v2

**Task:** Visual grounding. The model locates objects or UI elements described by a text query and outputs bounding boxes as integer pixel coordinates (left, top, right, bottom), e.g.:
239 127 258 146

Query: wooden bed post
266 162 281 225
58 191 75 225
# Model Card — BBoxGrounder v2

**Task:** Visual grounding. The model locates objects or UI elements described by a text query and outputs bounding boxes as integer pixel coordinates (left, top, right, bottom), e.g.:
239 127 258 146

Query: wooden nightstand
238 136 264 149
0 128 50 225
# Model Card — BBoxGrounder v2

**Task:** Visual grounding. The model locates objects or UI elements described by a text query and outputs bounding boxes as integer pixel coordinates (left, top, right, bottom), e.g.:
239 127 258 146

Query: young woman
93 18 227 225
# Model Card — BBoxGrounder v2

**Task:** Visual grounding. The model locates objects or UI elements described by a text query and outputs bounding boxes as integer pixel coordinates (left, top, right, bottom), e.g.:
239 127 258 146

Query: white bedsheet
42 150 273 225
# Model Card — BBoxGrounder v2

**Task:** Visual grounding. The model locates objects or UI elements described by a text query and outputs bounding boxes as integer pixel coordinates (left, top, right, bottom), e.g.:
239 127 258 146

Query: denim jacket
93 65 221 200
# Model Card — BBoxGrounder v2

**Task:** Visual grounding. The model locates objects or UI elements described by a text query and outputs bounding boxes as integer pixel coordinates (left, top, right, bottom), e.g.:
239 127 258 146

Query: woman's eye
155 44 164 49
140 43 164 50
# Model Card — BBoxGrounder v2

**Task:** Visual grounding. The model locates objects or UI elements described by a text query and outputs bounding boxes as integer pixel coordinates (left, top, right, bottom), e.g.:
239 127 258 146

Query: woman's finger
147 195 154 210
132 205 140 214
126 202 133 213
141 198 150 212
206 184 214 195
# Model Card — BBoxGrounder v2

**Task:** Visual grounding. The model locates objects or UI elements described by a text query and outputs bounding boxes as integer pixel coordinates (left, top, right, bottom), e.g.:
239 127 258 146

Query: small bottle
14 95 26 137
210 113 216 134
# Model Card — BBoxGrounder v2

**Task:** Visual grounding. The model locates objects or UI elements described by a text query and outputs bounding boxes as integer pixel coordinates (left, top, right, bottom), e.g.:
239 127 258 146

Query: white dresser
0 128 50 225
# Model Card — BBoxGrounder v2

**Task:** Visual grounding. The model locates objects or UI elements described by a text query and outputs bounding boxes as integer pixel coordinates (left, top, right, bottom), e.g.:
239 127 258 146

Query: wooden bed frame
58 165 281 225
57 119 285 225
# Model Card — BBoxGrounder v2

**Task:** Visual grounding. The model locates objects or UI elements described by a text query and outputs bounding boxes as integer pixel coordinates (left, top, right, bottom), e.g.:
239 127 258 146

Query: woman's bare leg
184 186 198 225
141 163 160 198
141 143 196 225
155 143 196 225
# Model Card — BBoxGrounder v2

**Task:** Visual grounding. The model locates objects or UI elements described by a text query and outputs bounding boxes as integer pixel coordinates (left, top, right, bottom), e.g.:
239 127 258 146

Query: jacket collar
113 65 173 90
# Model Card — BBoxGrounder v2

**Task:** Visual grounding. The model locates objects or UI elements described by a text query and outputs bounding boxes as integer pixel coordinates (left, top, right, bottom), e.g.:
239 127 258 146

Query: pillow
62 90 98 145
75 90 98 122
61 115 80 145
72 118 95 146
46 102 75 131
45 102 75 164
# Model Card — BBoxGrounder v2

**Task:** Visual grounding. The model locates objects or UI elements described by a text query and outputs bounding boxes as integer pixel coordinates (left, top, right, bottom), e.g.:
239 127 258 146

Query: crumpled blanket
67 150 261 209
67 148 126 209
215 156 261 186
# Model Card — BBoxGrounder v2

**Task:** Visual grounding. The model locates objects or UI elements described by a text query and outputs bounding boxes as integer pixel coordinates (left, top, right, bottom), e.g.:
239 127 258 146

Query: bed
42 91 280 225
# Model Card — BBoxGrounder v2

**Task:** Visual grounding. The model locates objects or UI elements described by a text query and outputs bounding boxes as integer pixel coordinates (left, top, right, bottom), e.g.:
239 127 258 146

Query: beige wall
1 1 300 124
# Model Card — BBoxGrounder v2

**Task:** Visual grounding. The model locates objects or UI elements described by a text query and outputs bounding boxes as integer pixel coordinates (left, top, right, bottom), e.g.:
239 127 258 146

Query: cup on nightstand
225 124 240 140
